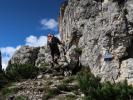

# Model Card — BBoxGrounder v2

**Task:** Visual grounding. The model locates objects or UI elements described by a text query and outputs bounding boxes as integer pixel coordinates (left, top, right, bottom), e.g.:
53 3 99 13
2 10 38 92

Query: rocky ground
0 66 84 100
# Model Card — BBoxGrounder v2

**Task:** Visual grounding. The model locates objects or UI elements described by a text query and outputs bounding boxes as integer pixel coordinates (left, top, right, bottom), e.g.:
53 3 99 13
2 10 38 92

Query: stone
37 74 43 79
8 95 15 100
35 46 52 67
9 46 39 66
81 93 85 97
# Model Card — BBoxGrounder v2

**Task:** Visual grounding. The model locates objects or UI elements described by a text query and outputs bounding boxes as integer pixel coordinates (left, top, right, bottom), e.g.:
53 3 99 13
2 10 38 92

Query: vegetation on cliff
77 67 133 100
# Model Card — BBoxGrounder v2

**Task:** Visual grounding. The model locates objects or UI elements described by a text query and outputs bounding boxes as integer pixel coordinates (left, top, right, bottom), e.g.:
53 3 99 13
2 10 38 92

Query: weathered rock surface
59 0 133 83
35 46 52 67
9 46 39 66
118 58 133 84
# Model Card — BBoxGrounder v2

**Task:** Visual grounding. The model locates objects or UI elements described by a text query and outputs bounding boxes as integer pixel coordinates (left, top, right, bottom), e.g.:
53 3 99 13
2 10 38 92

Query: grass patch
57 82 68 91
15 95 28 100
1 86 19 99
62 76 75 84
57 77 79 92
6 64 39 81
42 88 60 100
65 94 77 100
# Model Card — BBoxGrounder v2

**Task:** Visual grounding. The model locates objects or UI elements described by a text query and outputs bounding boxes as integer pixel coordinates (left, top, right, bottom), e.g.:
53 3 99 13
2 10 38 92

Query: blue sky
0 0 64 69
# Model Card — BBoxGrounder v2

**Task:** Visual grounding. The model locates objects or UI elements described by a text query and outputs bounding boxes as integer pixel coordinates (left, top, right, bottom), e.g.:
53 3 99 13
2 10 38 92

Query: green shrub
77 67 133 100
1 86 19 98
77 67 101 97
62 76 75 84
6 64 39 81
0 70 8 90
74 47 82 55
42 88 60 100
38 63 50 72
57 82 68 91
65 94 77 100
15 95 28 100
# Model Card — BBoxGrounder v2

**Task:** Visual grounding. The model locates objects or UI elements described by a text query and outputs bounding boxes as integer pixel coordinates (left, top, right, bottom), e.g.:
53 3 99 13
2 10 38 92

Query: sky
0 0 64 69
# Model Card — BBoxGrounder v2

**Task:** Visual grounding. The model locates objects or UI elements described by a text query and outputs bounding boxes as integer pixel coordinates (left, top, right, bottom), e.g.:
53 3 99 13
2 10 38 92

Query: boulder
9 46 39 66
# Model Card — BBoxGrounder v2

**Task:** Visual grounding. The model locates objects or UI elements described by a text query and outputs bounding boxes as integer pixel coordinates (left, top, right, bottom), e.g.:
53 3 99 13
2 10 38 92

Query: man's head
48 33 52 37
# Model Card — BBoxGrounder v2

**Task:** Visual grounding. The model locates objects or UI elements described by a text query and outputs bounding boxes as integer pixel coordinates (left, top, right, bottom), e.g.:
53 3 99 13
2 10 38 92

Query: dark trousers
51 47 60 63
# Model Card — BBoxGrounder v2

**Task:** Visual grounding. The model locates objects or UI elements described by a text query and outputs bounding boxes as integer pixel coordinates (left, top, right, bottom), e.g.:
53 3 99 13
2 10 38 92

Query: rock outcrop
59 0 133 83
9 46 39 66
35 46 52 67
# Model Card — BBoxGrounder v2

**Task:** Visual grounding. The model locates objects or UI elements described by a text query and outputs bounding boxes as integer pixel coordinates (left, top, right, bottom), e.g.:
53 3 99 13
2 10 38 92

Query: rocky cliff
59 0 133 84
9 0 133 84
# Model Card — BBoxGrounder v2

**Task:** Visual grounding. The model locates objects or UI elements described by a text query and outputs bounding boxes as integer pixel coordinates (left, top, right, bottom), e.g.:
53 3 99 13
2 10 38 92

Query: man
47 33 63 64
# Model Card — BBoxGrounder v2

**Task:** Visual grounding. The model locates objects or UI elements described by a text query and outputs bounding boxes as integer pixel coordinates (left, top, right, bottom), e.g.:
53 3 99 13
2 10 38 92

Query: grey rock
118 58 133 84
8 95 15 100
59 0 133 83
35 46 52 67
37 74 43 79
9 46 39 66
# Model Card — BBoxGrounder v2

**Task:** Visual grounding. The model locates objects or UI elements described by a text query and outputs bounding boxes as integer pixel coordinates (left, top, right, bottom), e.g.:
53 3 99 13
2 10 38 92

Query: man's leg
51 51 55 67
54 49 60 64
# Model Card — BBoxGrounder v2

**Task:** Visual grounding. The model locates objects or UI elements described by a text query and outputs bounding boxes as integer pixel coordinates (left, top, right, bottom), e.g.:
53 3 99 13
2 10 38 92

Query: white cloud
25 35 47 47
40 18 58 31
2 56 10 70
1 46 21 69
1 47 16 57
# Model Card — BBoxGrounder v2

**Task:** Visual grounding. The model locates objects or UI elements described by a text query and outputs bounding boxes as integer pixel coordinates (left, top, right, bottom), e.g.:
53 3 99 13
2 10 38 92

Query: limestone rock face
59 0 133 83
9 46 39 66
118 58 133 84
35 46 52 67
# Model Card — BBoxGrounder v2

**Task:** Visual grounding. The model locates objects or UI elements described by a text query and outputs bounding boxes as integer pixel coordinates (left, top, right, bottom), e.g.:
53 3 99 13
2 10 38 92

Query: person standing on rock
47 33 63 65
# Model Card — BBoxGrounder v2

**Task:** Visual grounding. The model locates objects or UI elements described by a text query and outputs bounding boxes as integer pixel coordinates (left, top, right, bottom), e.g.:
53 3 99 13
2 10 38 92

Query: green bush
77 67 101 100
74 47 82 55
57 82 68 91
6 64 39 81
42 88 60 100
65 94 77 100
77 67 133 100
15 95 28 100
0 70 8 90
1 86 19 99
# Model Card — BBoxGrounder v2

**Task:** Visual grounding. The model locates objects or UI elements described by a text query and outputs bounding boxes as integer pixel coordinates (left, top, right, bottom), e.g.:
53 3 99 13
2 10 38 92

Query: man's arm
55 37 62 45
